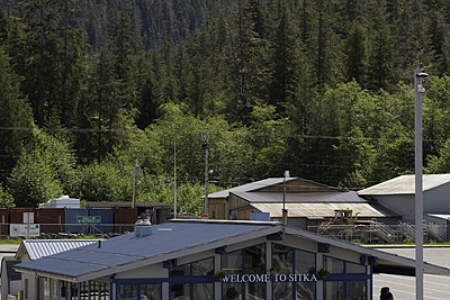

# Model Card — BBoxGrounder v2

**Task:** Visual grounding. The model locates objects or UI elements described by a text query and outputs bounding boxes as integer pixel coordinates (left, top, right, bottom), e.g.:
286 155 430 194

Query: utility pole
173 141 177 219
414 68 428 300
282 170 289 225
202 132 209 217
132 159 140 209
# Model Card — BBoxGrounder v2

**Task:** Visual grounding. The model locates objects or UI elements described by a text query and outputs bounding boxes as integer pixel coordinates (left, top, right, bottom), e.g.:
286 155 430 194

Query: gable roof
358 174 450 196
208 177 340 199
17 239 100 261
15 221 280 282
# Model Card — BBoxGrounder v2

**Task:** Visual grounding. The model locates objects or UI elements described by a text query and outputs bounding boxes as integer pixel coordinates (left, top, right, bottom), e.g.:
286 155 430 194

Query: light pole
173 141 177 219
414 68 428 300
202 132 209 217
132 159 140 209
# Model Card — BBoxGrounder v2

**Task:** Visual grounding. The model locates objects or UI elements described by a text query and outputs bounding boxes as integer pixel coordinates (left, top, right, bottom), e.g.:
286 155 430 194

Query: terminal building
14 219 449 300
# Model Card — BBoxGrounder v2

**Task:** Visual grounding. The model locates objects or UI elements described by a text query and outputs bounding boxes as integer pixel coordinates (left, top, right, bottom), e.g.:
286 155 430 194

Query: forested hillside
0 0 448 213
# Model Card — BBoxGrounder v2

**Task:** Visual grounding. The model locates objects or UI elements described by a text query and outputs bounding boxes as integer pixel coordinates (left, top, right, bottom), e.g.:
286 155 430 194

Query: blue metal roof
15 221 276 279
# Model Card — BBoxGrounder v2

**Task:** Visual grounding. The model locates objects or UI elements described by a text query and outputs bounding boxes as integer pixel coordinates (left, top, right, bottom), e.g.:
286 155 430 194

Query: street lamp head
416 72 429 78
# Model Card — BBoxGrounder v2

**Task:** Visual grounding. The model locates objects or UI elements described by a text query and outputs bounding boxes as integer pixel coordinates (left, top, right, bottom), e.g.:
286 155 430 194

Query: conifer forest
0 0 448 213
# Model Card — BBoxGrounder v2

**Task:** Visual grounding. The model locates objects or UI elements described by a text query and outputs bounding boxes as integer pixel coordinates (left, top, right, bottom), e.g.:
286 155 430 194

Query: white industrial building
358 174 450 223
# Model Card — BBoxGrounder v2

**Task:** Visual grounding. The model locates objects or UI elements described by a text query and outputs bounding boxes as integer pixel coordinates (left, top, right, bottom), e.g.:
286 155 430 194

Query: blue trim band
113 278 168 284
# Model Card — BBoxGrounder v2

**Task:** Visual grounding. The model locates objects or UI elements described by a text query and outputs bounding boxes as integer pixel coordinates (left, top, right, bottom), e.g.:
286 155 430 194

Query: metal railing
307 224 450 244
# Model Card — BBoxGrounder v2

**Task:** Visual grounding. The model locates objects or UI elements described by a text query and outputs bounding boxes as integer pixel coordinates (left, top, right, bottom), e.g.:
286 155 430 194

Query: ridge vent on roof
169 218 281 226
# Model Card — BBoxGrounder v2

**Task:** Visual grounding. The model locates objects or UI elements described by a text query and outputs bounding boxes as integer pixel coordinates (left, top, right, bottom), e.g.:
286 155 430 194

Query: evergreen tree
367 1 393 91
0 47 34 180
344 22 367 84
268 5 298 114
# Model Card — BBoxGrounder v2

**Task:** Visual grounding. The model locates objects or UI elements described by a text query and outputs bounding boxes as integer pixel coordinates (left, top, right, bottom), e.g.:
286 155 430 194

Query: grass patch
0 239 21 245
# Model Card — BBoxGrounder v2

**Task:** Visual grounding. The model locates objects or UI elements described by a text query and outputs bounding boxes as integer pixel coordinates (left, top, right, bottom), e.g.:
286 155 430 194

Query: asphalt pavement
372 247 450 300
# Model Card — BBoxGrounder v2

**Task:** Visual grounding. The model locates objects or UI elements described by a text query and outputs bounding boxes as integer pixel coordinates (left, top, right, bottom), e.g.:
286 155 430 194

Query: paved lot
372 247 450 300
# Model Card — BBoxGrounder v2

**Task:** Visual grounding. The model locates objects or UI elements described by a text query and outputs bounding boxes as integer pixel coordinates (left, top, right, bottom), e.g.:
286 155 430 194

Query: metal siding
24 240 99 260
10 208 36 224
424 184 450 214
114 208 138 234
36 208 65 234
65 208 89 234
89 208 114 233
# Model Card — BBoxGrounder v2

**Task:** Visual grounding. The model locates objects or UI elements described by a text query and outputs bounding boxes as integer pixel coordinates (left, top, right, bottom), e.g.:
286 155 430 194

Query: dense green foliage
0 0 448 211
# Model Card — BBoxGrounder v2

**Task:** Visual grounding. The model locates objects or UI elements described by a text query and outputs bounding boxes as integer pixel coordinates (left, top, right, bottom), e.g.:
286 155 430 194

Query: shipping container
0 208 9 235
10 208 36 224
89 208 114 234
65 208 89 234
36 208 65 234
156 207 171 224
114 208 138 234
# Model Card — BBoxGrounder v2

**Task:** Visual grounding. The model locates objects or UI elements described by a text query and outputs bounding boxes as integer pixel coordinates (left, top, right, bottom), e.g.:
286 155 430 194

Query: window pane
170 283 189 300
246 282 265 300
346 262 366 273
193 283 214 300
295 250 315 274
141 284 161 300
296 283 315 300
117 284 137 300
245 245 265 274
273 282 292 300
223 283 243 300
171 264 190 276
192 258 214 276
346 281 366 300
222 251 243 274
324 257 344 274
325 281 344 300
272 243 293 273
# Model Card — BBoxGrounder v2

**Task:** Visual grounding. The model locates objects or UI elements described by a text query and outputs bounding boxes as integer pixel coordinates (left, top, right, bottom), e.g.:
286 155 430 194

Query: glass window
222 251 243 274
273 282 292 300
296 283 315 300
117 284 137 300
346 262 366 274
245 244 265 274
192 258 214 276
24 278 28 299
223 283 243 300
170 283 189 300
80 281 89 299
193 283 213 299
324 257 344 274
325 281 344 300
272 243 293 273
246 282 265 300
70 283 79 299
171 264 190 276
295 249 315 274
346 281 366 300
141 284 161 300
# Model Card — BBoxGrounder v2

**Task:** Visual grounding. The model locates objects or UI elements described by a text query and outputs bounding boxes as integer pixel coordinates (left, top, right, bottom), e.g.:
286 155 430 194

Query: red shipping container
9 208 36 224
0 209 9 235
114 208 138 234
36 208 65 234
